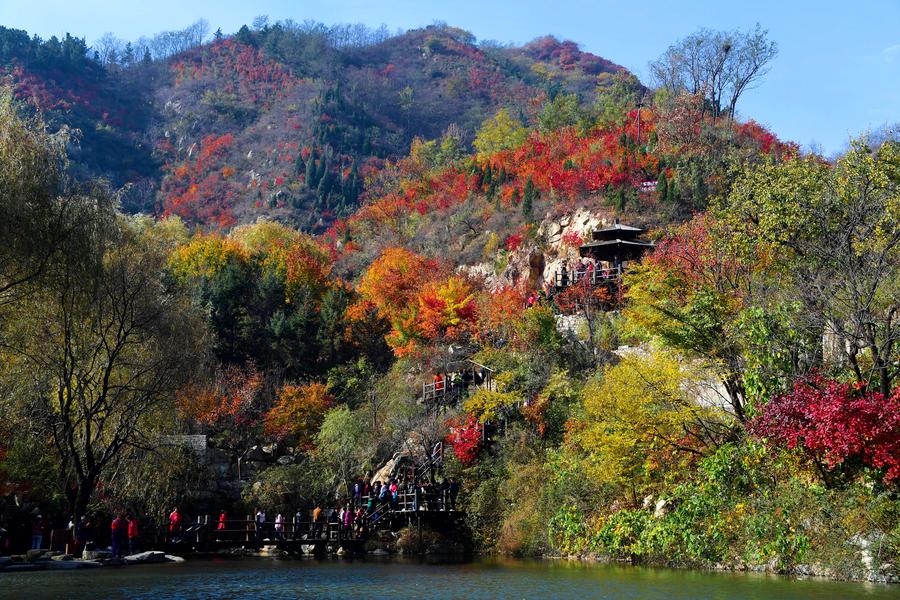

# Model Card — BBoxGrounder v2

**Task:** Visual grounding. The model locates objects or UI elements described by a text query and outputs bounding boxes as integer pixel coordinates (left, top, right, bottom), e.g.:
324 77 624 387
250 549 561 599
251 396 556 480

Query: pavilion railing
553 265 621 288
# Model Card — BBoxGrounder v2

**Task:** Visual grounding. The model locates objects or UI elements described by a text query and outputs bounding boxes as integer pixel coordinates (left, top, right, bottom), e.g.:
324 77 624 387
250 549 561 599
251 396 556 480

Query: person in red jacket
111 514 127 558
217 510 227 542
127 515 139 555
168 507 182 541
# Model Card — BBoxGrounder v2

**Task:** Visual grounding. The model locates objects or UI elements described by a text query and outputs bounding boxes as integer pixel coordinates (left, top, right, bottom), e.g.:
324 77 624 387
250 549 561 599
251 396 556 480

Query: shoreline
4 547 897 587
541 553 900 585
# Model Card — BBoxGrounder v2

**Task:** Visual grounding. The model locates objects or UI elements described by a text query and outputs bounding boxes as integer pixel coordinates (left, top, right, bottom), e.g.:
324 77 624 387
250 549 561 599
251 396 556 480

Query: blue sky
3 0 899 154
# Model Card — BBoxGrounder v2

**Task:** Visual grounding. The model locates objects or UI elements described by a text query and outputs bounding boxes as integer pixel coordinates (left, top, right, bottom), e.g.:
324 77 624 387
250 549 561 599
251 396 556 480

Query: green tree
595 71 641 126
657 171 669 203
1 217 207 522
474 109 528 159
0 90 90 306
538 92 586 133
717 141 900 397
315 406 371 498
522 176 536 220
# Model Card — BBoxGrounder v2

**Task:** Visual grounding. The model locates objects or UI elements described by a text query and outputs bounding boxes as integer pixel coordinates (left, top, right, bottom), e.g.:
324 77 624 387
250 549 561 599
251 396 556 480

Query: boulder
51 554 74 561
82 549 112 561
653 498 668 519
371 458 398 486
276 455 295 466
244 445 272 463
26 549 49 562
124 551 169 564
165 554 186 563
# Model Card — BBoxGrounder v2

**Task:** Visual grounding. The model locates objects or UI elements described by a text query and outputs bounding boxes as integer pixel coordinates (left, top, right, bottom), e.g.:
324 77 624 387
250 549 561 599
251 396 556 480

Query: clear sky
3 0 899 154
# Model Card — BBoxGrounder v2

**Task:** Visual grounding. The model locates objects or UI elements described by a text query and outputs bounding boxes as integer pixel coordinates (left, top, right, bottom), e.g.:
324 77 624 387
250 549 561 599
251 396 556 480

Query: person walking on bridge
127 514 139 555
255 508 267 543
274 513 285 541
217 510 227 542
312 505 322 537
293 509 304 539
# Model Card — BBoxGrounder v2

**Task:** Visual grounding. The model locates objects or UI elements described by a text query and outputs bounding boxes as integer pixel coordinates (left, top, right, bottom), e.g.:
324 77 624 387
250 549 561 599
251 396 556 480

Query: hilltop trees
650 24 777 120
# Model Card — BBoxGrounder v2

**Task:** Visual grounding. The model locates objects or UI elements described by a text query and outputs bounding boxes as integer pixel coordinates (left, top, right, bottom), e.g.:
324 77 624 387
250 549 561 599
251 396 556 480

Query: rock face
370 434 426 485
653 498 669 519
459 207 613 292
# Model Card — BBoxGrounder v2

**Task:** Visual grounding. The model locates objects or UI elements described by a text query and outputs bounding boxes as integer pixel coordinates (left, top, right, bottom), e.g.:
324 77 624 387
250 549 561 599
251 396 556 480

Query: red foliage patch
445 414 483 466
172 39 297 108
751 375 900 483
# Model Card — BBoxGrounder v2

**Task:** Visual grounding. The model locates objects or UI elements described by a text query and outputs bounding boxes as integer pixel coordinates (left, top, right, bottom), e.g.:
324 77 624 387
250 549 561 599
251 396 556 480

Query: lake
1 557 896 599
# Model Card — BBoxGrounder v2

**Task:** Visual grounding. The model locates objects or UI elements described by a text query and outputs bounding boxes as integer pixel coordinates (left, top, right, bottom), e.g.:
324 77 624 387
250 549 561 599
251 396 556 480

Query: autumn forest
0 17 898 581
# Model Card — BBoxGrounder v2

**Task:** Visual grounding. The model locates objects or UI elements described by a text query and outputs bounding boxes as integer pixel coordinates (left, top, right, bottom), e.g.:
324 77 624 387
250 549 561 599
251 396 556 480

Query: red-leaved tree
445 414 483 466
751 375 900 485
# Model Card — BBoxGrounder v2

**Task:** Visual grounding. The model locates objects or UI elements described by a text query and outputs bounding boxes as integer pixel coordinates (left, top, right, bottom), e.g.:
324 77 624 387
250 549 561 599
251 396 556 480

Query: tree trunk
72 476 97 524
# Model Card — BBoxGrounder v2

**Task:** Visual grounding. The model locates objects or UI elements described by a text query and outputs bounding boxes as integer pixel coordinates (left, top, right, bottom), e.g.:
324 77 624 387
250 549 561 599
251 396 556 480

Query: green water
0 557 897 599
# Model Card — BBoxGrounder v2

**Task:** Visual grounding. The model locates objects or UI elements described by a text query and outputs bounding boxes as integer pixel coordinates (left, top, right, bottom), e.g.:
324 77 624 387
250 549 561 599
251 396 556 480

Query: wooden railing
423 360 495 403
553 265 621 288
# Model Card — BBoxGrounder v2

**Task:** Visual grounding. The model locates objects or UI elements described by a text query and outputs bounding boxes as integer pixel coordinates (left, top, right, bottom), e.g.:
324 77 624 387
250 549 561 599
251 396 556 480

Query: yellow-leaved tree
572 350 727 503
473 108 528 160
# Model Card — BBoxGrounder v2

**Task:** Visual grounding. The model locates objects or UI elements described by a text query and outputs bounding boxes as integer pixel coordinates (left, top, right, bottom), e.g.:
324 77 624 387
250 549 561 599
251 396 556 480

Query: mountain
1 21 634 230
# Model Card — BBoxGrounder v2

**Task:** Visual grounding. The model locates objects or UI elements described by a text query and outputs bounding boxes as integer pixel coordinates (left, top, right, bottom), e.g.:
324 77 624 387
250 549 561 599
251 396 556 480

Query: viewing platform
421 359 495 404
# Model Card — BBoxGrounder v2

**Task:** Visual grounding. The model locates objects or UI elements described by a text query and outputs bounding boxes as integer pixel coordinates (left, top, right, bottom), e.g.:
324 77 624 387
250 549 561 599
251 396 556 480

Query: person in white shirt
255 508 266 543
274 513 284 541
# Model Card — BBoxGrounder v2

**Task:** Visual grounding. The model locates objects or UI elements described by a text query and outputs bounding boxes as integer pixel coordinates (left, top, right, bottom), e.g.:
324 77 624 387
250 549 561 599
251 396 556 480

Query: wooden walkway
165 490 463 555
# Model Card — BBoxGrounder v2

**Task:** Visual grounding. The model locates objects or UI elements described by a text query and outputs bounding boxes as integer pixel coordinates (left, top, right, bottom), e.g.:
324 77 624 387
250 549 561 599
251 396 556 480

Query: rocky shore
0 550 184 573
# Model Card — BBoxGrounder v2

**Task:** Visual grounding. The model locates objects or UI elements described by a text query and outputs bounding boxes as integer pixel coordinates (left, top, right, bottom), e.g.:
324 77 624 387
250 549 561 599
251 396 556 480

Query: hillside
2 21 633 229
5 18 896 584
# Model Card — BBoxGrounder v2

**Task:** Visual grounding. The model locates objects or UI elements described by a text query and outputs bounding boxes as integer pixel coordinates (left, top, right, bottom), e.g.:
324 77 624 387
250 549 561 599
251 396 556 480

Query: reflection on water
1 557 896 600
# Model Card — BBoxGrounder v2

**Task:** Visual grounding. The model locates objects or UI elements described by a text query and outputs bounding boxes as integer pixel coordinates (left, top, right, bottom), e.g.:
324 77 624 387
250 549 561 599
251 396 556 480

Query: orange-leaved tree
264 382 334 449
356 247 444 355
416 275 478 343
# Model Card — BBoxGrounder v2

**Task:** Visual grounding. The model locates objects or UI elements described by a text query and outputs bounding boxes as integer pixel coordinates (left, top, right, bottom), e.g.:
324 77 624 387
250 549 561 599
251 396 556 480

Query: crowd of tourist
166 473 461 546
0 472 461 555
0 511 141 557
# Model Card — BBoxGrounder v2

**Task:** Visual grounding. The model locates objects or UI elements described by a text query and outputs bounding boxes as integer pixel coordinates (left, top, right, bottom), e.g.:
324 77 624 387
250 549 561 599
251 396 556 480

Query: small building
578 219 654 273
552 219 654 291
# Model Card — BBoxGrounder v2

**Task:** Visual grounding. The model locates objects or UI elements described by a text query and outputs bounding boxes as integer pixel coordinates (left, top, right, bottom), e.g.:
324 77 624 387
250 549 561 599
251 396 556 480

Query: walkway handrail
465 358 494 373
554 265 621 288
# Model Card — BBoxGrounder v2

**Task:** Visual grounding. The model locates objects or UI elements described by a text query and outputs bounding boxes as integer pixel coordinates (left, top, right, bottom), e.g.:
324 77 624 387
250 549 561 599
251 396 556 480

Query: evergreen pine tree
522 176 535 220
316 147 331 184
615 188 626 211
305 148 319 188
317 171 332 203
294 153 305 176
122 43 134 67
656 171 668 203
667 179 678 205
